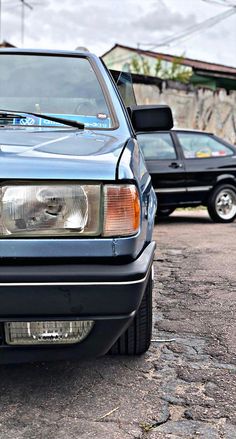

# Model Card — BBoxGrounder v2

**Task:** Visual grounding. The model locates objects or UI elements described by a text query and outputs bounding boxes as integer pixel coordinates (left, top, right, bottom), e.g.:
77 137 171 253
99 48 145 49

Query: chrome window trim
187 186 213 192
155 186 212 193
155 188 186 193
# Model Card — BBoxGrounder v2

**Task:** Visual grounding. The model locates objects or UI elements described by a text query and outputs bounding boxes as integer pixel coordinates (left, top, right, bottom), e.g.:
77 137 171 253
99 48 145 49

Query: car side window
137 133 177 160
177 133 234 159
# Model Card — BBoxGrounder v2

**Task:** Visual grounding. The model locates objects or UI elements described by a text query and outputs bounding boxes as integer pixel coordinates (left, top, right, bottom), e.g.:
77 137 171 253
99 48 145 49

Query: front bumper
0 241 155 364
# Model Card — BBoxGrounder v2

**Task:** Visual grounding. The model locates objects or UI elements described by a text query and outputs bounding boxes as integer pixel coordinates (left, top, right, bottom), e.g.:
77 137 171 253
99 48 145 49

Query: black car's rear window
177 132 234 159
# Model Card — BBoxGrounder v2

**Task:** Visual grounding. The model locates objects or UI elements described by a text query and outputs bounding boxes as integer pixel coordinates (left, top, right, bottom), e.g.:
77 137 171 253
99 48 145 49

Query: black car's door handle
169 162 183 169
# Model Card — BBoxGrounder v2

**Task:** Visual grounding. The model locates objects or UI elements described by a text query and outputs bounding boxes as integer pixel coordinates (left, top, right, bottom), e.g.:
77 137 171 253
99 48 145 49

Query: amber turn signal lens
103 185 140 236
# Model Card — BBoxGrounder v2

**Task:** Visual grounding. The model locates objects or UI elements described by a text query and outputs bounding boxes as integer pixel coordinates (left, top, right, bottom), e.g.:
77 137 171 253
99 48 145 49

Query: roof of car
138 128 213 135
0 48 97 59
172 128 213 135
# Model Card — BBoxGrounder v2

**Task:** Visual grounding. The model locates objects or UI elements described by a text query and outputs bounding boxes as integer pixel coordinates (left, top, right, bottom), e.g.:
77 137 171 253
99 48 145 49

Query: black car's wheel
109 269 153 355
207 184 236 223
157 207 175 218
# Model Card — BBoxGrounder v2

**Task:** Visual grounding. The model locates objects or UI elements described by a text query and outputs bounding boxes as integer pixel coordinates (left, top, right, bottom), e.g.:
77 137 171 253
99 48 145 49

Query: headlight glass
0 184 101 236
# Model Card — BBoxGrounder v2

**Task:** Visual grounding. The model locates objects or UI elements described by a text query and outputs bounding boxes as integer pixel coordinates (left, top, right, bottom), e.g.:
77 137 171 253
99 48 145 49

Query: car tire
207 184 236 223
157 207 175 218
109 269 153 355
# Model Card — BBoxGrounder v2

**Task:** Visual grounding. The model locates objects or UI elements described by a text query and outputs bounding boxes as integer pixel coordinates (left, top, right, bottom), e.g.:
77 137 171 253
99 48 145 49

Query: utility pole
20 0 33 47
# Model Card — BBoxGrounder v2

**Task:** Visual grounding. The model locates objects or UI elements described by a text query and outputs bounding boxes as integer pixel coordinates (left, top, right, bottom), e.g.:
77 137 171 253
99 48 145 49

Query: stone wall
133 83 236 144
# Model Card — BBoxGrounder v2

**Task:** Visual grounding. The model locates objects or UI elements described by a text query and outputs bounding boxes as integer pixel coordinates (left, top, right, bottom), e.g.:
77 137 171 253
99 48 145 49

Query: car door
137 131 186 206
175 131 236 201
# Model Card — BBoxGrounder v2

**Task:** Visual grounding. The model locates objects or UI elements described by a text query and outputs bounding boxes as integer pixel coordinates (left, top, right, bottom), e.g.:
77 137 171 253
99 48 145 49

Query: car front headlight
0 183 140 237
0 184 101 236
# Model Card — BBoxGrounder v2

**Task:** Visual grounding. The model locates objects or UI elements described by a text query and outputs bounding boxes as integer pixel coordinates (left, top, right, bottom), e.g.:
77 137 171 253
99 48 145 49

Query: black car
137 128 236 223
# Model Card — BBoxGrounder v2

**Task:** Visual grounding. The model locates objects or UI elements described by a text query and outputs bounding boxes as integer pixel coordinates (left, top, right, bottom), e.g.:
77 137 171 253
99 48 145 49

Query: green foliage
142 58 151 76
154 57 162 76
130 56 151 75
130 56 141 74
168 55 192 83
130 54 192 84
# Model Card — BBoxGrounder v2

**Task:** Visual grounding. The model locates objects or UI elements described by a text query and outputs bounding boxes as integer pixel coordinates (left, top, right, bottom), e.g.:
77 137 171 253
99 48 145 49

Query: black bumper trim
0 242 155 284
0 311 136 322
0 241 155 318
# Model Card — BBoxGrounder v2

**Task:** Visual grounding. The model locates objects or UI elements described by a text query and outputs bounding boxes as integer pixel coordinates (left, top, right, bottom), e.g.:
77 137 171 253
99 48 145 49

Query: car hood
0 128 128 180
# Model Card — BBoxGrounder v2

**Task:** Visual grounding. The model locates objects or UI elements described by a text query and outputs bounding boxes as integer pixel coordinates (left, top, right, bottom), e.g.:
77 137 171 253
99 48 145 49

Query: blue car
0 49 172 363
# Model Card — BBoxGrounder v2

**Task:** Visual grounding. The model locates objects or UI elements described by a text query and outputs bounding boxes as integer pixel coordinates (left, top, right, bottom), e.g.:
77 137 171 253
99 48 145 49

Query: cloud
132 1 196 33
1 0 235 66
1 0 197 47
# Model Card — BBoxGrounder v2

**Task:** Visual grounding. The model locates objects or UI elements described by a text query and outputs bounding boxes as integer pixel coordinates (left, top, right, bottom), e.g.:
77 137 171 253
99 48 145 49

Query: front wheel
207 184 236 223
109 269 153 355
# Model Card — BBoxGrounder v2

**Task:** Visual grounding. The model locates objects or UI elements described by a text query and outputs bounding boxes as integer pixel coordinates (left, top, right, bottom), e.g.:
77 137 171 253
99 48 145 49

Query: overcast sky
1 0 236 67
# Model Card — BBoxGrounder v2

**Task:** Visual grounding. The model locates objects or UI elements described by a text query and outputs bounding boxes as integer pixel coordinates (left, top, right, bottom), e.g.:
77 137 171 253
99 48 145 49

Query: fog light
4 320 94 345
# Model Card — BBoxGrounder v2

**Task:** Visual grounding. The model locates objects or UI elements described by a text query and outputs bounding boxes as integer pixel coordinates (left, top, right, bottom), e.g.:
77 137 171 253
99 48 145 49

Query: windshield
0 54 113 129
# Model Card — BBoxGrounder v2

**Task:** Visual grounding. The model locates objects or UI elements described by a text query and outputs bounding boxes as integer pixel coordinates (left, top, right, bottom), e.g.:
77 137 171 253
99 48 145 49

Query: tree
130 55 192 84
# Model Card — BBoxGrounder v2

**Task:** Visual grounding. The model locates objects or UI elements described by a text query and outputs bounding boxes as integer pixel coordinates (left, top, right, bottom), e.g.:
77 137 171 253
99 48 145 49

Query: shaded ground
0 210 235 439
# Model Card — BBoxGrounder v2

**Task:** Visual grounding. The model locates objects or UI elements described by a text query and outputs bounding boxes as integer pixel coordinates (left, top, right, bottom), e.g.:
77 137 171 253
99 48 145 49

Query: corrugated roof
102 44 236 76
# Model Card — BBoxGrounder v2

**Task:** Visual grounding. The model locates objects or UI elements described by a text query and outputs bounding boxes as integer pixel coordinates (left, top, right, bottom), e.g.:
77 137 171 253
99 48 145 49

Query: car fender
215 173 236 187
117 138 157 249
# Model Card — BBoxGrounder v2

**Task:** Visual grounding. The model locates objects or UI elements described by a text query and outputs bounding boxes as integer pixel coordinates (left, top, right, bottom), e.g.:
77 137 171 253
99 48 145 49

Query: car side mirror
128 105 173 132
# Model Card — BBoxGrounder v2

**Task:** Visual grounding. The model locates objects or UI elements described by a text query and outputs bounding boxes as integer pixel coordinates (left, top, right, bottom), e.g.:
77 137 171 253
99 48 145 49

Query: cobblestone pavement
0 210 235 439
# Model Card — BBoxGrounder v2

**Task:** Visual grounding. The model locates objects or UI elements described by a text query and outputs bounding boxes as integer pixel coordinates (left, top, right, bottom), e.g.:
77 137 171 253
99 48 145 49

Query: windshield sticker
97 113 108 119
195 151 211 158
13 114 111 129
212 151 227 157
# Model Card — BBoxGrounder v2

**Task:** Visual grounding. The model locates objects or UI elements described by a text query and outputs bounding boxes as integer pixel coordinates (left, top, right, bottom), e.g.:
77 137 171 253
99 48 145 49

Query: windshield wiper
0 109 84 129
